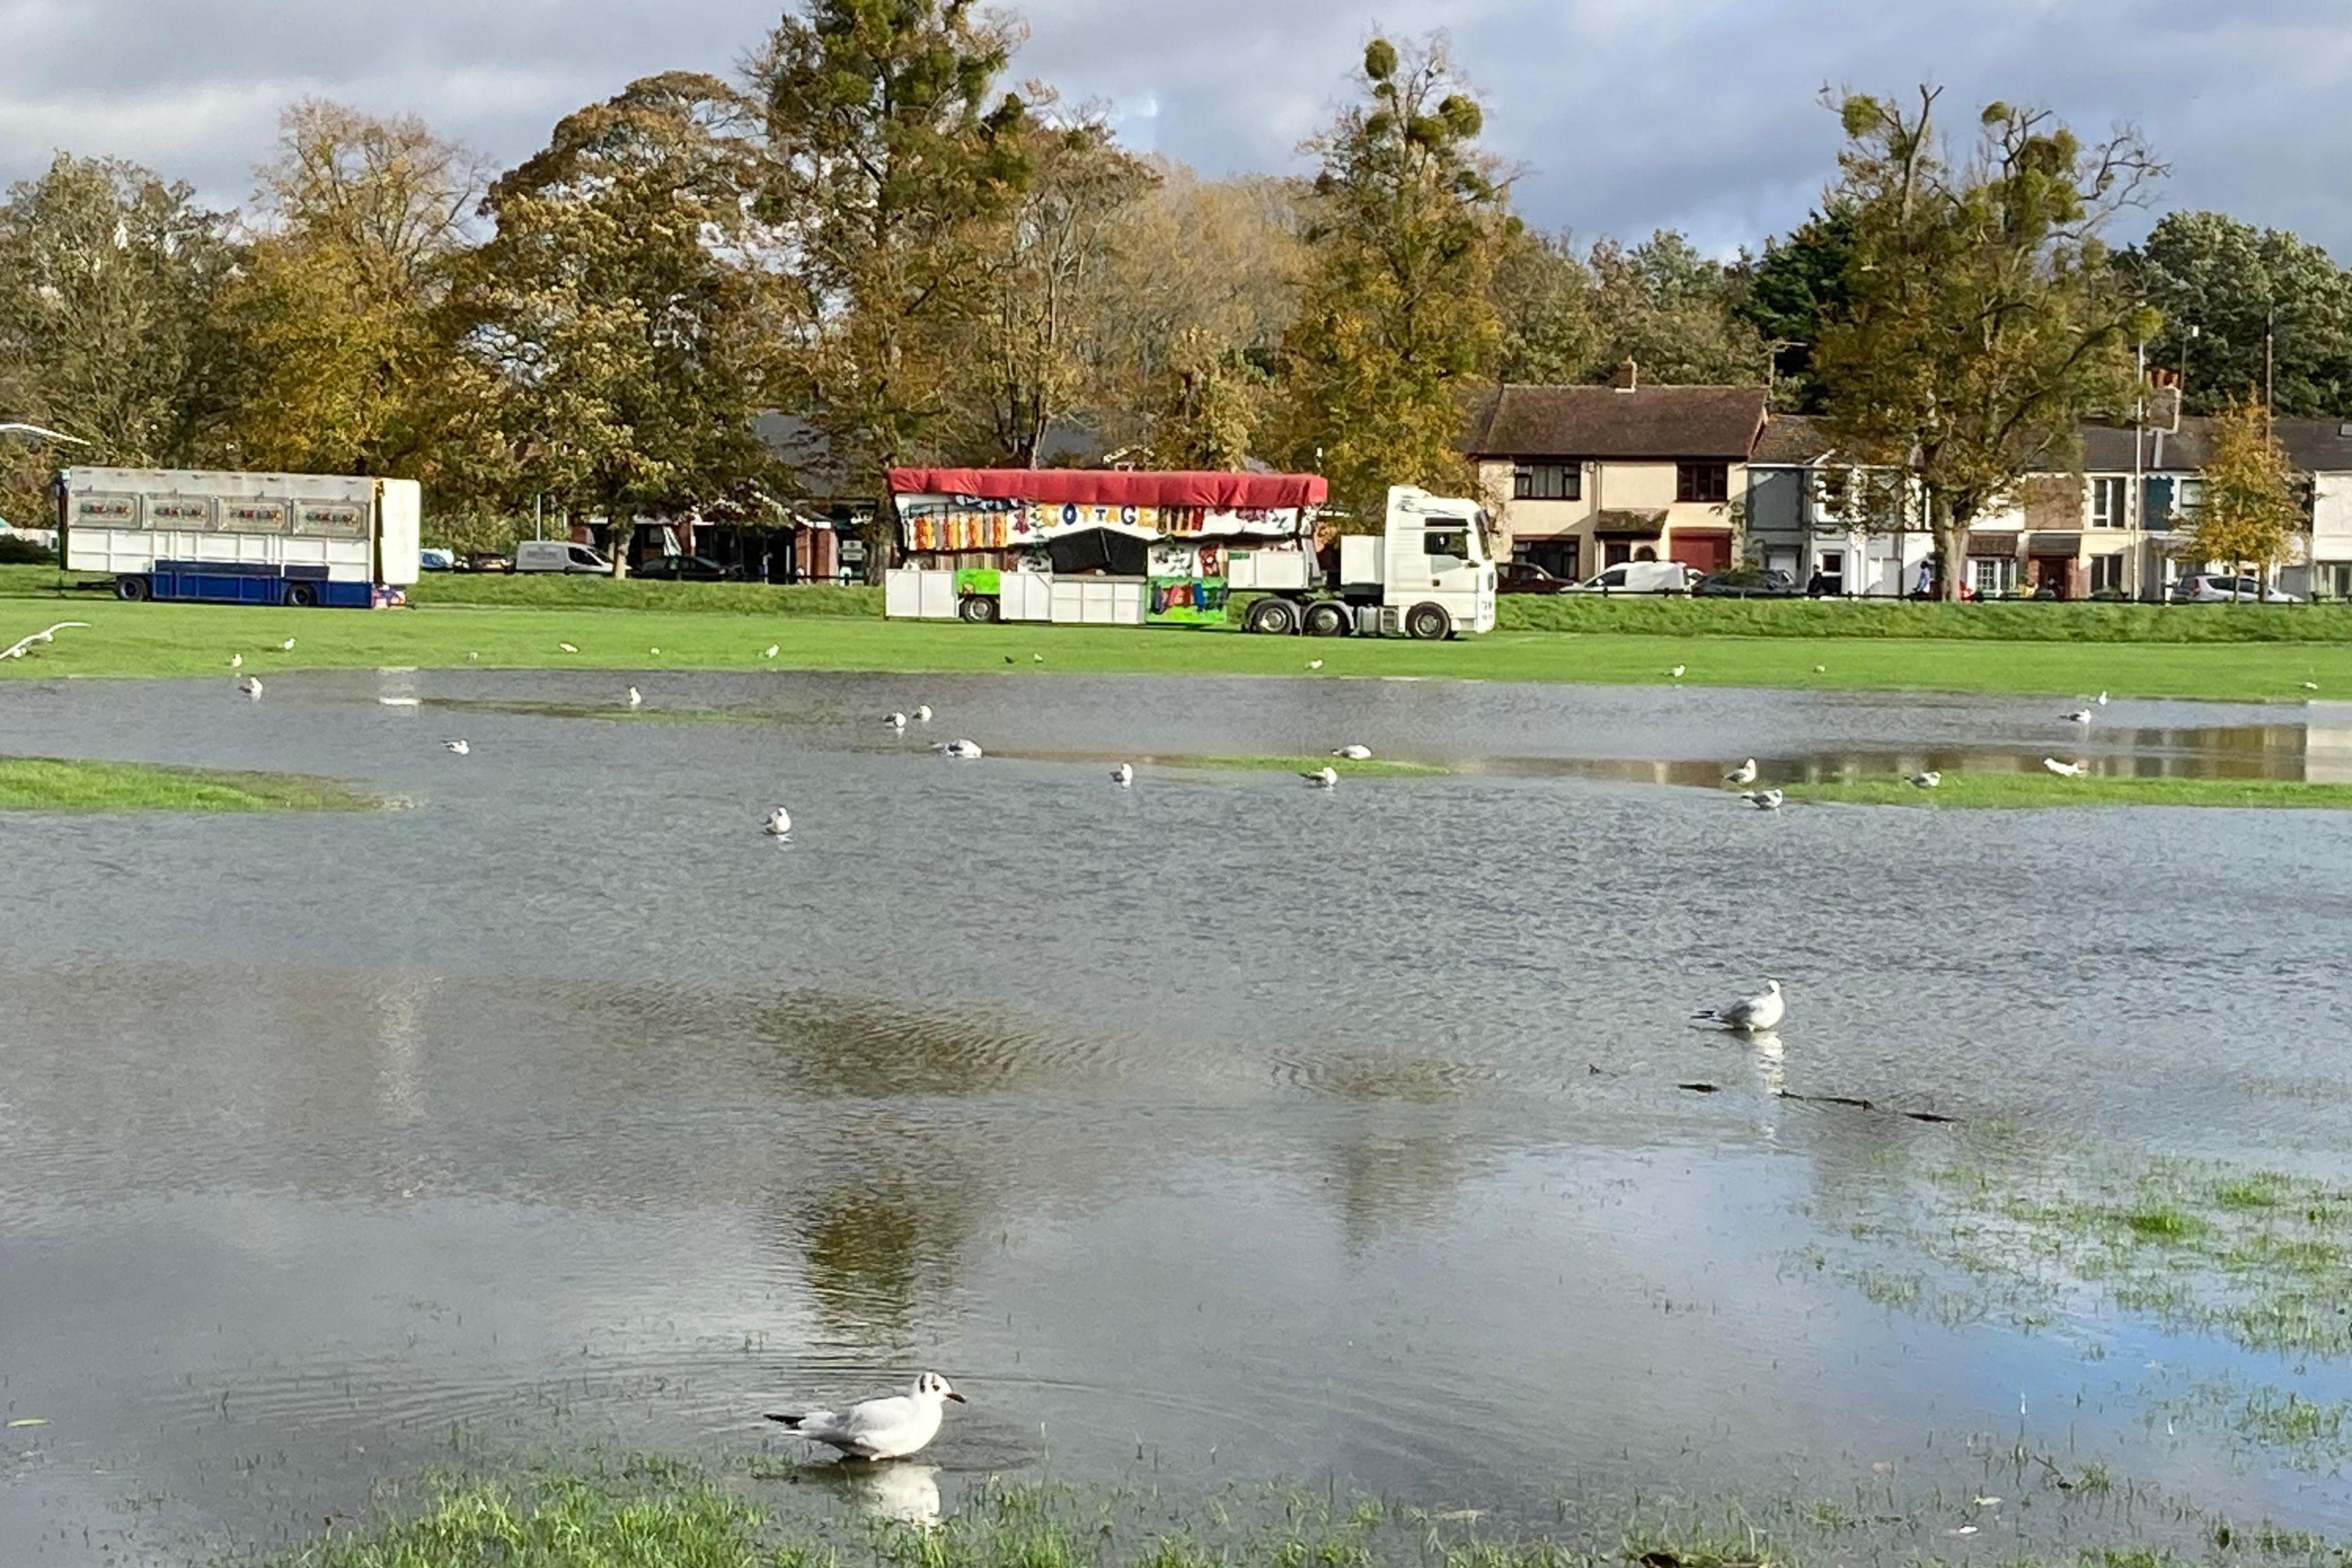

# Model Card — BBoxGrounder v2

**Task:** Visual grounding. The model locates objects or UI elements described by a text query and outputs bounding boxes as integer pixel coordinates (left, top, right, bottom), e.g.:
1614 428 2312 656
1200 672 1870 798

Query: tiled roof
1464 383 1768 460
1750 415 1836 465
2081 415 2352 474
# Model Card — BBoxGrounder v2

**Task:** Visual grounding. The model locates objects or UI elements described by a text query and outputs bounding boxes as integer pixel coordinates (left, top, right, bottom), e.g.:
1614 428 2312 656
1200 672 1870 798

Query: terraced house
1465 363 1765 583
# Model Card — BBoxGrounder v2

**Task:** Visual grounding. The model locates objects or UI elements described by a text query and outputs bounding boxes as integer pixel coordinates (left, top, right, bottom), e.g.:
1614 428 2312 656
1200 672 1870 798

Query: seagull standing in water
762 806 791 837
2096 691 2109 706
885 711 907 731
1741 787 1784 810
0 621 88 660
443 739 470 756
935 739 982 761
1302 766 1339 789
1694 979 1785 1035
238 674 264 699
765 1373 965 1461
1111 763 1134 788
2063 708 2094 725
627 687 643 708
914 704 932 723
1724 758 1758 786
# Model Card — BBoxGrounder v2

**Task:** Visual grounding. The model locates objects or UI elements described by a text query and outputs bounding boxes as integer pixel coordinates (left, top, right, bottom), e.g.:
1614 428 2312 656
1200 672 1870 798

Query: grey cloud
3 0 2350 255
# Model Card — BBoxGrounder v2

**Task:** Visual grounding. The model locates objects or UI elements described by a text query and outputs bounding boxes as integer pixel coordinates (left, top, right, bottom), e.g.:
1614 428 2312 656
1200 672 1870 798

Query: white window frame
1970 556 2016 597
2089 476 2127 529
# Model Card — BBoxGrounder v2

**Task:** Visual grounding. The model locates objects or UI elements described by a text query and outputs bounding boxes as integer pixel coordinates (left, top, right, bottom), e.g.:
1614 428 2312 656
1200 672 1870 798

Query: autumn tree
1584 230 1766 386
2120 211 2352 417
949 104 1155 465
2179 397 2301 591
206 102 499 491
469 73 780 573
0 154 235 519
1815 88 2160 600
753 0 1030 577
1489 223 1597 385
1278 34 1501 526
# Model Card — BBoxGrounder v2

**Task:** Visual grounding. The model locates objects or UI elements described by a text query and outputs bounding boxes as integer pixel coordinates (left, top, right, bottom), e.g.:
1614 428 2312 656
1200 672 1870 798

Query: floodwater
3 669 2352 1564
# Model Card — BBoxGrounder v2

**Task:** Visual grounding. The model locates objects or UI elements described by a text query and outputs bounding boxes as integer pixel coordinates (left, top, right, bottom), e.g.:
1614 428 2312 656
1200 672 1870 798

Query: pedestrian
1915 560 1934 598
1806 568 1831 598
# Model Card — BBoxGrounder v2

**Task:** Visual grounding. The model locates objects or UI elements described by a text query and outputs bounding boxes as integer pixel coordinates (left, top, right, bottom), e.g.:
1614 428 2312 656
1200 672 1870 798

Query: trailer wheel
115 575 149 601
1303 601 1351 638
285 582 318 608
1244 597 1299 636
958 594 1000 624
1404 601 1452 641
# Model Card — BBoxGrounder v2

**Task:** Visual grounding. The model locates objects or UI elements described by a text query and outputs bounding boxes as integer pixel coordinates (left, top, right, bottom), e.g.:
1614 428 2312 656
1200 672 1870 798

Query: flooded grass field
2 669 2350 1564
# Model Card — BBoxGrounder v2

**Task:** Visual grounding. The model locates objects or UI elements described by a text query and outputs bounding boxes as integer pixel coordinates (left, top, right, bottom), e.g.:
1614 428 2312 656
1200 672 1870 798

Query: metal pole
2131 339 2145 602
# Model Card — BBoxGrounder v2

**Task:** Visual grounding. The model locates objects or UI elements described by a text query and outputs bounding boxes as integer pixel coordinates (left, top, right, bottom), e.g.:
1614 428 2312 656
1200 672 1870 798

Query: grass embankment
1781 774 2352 810
0 755 377 812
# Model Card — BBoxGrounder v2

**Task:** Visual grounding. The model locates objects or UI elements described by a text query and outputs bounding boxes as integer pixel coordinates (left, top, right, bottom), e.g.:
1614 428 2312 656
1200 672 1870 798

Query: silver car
2169 573 2301 603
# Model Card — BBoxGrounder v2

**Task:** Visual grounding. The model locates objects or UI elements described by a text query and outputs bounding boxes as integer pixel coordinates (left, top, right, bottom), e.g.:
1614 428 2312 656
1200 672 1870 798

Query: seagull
1332 744 1373 760
762 806 791 837
1694 979 1785 1034
1909 770 1942 788
1111 763 1134 788
648 647 659 655
935 739 982 760
1308 658 1324 671
467 652 479 662
1032 652 1044 662
238 675 264 699
443 739 470 756
0 621 89 660
229 653 242 669
764 1373 964 1461
1724 758 1758 786
2043 757 2087 777
1670 665 1686 679
2304 680 2320 691
1302 766 1339 789
886 711 907 730
764 644 780 660
2096 691 2109 705
914 704 932 722
558 643 578 654
1812 664 1826 673
277 638 295 651
2063 709 2094 725
1741 787 1784 810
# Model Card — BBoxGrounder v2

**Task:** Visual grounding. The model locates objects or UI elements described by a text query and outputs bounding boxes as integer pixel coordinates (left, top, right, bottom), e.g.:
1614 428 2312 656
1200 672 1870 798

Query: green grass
405 571 884 617
1781 774 2352 810
1498 592 2352 643
0 755 378 813
1 595 2347 701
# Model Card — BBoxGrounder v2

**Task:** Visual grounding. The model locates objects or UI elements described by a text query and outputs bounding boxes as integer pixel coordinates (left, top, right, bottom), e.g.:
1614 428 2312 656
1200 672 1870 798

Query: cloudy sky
3 0 2348 255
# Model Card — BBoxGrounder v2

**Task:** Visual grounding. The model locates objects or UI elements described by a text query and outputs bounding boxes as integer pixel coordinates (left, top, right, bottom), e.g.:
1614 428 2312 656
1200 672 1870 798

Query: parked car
1496 562 1576 594
1567 561 1699 594
514 540 613 574
465 550 513 573
633 554 744 581
1691 567 1798 598
2169 573 2301 603
418 547 456 571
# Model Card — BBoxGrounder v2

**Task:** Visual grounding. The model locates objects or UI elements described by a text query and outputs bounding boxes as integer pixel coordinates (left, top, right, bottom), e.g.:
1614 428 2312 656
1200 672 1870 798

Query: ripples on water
2 670 2351 1562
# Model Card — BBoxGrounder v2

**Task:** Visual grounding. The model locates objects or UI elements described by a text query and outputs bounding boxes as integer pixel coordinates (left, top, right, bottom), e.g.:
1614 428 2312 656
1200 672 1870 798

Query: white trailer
883 470 1495 639
58 466 421 607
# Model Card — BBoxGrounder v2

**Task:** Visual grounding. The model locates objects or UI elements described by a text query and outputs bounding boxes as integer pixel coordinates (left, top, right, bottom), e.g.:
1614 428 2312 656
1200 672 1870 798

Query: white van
1570 561 1698 594
514 540 612 574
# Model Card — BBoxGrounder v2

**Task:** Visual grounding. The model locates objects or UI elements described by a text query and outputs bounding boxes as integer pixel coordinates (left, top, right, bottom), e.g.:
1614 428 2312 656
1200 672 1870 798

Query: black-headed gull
935 739 982 760
1332 744 1372 760
914 704 932 722
2043 757 2086 777
1302 766 1338 788
766 1372 963 1460
443 739 470 755
1908 770 1941 788
627 687 642 708
885 711 907 730
1741 787 1784 810
1111 763 1134 788
2063 709 2093 725
762 806 791 837
238 675 264 699
1724 758 1758 786
1694 979 1785 1033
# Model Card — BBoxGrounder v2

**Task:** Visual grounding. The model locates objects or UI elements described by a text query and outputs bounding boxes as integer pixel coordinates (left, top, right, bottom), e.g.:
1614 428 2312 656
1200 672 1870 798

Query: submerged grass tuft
0 755 379 813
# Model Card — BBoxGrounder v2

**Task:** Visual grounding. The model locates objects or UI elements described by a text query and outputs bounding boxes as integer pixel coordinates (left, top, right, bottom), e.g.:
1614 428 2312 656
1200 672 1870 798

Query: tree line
0 3 2342 590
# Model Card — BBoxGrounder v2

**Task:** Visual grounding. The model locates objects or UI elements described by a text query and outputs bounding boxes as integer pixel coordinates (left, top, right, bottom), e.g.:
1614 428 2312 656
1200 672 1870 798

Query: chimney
1613 358 1638 392
2145 374 2181 434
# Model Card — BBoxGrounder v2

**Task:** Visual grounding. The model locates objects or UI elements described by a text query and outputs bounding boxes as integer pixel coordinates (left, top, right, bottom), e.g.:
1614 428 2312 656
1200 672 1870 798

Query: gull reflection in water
1749 1031 1785 1098
840 1462 941 1528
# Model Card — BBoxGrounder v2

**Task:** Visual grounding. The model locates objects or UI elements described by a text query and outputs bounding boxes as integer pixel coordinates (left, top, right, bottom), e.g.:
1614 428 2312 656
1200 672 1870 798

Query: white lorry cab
883 470 1495 639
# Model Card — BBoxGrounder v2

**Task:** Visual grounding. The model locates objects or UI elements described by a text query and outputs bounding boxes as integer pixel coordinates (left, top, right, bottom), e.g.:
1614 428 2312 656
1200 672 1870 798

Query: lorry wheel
1244 597 1299 636
285 583 317 608
1303 601 1351 637
1405 601 1452 640
115 575 149 601
958 594 1000 624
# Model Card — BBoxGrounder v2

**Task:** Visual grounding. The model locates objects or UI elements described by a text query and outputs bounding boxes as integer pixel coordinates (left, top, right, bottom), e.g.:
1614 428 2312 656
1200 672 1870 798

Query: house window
1970 556 2016 597
2089 476 2127 529
1513 462 1580 501
2089 554 2123 594
1814 549 1847 594
2319 562 2352 601
1676 462 1730 503
2176 478 2206 518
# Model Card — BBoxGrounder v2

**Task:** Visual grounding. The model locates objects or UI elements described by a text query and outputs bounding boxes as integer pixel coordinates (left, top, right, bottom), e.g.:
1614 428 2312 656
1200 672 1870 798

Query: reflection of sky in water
1 671 2350 1563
